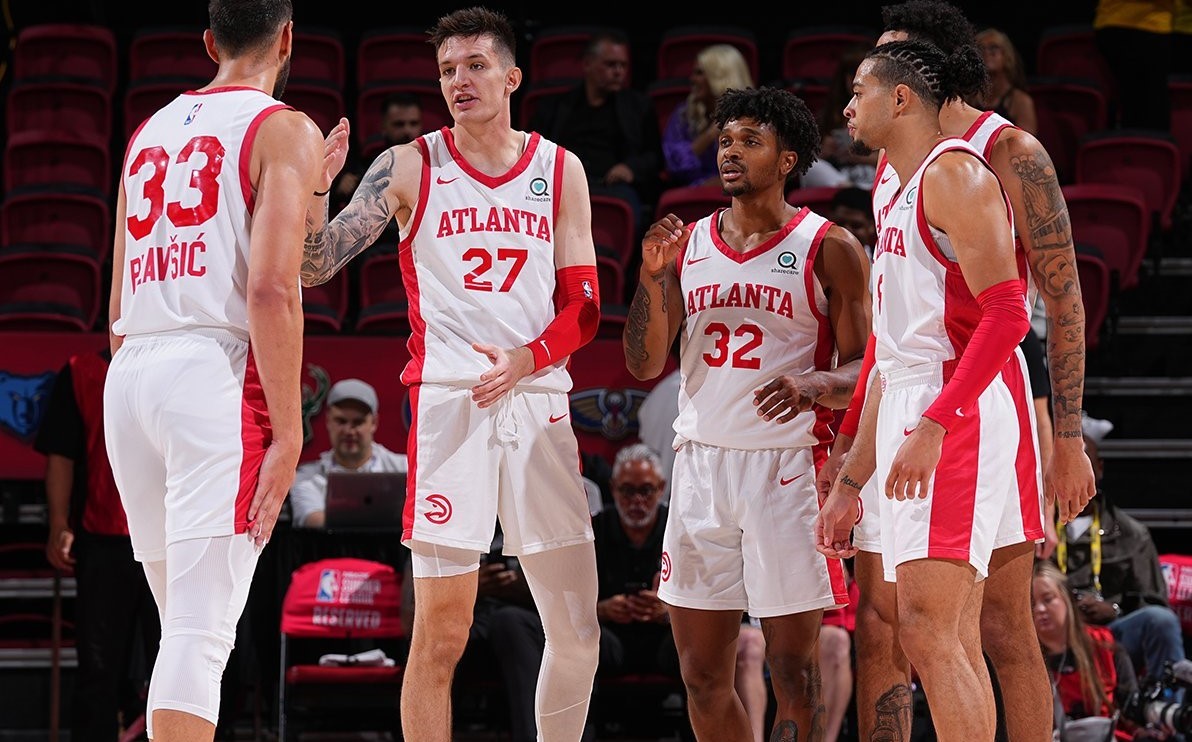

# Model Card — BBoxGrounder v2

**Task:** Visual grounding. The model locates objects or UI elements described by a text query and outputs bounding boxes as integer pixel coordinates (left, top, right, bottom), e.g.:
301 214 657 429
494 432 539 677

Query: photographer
1052 415 1187 693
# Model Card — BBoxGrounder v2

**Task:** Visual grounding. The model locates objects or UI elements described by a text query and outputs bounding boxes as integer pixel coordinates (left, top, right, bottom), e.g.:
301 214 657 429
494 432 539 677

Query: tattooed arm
993 131 1096 521
623 213 688 380
301 145 417 287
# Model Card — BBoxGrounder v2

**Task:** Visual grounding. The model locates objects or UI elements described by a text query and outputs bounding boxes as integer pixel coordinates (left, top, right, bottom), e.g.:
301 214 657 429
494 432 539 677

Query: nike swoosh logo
880 173 895 185
549 413 567 423
686 255 711 266
955 407 965 418
903 426 916 436
436 175 459 185
779 473 805 486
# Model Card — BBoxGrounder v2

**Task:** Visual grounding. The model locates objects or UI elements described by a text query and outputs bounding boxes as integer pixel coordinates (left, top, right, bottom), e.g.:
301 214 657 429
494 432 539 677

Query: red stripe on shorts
1002 355 1044 540
401 383 421 541
236 347 270 533
927 400 980 560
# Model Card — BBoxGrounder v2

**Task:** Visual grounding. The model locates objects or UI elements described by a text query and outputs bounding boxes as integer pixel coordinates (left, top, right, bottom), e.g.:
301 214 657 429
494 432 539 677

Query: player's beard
850 138 874 157
272 55 291 99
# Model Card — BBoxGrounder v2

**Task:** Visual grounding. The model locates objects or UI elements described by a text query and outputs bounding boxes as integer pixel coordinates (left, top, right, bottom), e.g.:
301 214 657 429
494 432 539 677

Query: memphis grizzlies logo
570 388 649 441
0 371 55 442
316 569 339 602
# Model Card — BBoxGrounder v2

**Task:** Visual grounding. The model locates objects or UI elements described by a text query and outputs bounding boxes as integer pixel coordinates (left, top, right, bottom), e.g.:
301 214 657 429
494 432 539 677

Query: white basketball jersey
964 110 1016 161
399 129 571 391
870 137 1025 374
114 88 288 340
673 207 836 451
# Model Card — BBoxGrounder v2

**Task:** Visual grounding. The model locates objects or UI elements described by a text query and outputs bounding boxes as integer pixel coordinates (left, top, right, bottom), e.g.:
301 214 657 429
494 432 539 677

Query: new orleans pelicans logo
569 387 649 441
300 364 330 444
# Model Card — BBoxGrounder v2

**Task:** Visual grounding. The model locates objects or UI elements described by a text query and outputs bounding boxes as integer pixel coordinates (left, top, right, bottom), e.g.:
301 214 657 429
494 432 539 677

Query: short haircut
864 39 985 110
427 6 517 66
712 86 821 177
208 0 292 57
381 91 422 114
612 443 663 480
582 29 630 60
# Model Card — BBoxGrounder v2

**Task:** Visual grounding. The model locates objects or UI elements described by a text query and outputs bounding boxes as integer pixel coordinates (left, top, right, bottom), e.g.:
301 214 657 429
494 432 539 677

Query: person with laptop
289 378 408 528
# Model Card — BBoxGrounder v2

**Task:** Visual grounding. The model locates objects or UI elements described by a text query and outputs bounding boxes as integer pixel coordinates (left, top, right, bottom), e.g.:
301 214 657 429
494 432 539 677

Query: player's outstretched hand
247 441 298 548
640 214 691 275
471 344 534 408
317 117 351 194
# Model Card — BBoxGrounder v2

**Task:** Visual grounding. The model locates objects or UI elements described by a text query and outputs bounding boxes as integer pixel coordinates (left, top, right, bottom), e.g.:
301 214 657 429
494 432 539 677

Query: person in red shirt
35 348 158 741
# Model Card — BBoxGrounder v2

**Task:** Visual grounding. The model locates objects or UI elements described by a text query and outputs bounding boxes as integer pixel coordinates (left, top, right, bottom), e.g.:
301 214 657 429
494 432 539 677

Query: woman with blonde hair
661 43 754 187
975 27 1038 134
1032 560 1142 740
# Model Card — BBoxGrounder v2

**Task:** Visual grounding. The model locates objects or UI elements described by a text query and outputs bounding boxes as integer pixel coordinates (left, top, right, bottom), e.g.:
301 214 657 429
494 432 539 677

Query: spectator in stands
1051 413 1187 685
288 378 407 528
974 28 1038 135
331 93 424 216
35 348 159 742
829 187 877 258
636 345 681 502
1095 0 1173 129
801 45 879 189
661 43 754 188
528 29 662 239
1032 559 1142 740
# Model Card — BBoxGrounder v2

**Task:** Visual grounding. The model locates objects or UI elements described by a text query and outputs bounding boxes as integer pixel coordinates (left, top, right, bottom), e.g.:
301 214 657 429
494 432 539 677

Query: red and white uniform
398 128 592 555
869 137 1042 581
104 88 284 560
658 207 849 617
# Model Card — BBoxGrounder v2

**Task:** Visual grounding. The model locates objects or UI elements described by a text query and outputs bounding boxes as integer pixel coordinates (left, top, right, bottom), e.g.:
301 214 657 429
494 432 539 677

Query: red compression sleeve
525 264 601 371
839 333 877 438
922 279 1030 432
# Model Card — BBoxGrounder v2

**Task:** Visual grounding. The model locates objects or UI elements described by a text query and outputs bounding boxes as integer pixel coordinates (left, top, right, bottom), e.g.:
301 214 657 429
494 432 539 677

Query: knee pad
151 627 235 724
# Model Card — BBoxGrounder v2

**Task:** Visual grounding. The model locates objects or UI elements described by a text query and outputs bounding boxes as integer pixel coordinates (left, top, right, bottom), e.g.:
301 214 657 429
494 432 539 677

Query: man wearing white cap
289 378 408 528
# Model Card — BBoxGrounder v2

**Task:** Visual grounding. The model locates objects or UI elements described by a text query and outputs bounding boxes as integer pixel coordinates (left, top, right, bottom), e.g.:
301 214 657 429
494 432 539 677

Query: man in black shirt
527 29 662 241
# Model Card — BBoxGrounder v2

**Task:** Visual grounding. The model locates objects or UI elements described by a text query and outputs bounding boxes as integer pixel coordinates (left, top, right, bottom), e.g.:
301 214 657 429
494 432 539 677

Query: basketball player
819 5 1093 739
817 39 1039 741
625 86 870 742
301 8 601 741
102 3 324 741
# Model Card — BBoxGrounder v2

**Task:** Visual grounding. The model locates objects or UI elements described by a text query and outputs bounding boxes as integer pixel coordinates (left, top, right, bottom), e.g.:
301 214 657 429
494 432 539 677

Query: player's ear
782 151 798 178
203 29 221 65
506 66 522 95
893 83 909 111
277 20 293 63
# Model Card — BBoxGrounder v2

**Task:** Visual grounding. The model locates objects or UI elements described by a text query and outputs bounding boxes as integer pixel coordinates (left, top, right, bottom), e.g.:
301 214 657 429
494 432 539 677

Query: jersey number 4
463 247 528 292
703 322 763 369
126 137 224 241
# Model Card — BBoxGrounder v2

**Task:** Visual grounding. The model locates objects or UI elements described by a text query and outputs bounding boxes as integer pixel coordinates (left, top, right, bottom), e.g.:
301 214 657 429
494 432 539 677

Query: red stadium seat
518 79 575 131
528 26 611 85
1075 130 1182 233
0 246 101 332
357 27 439 87
646 78 689 141
786 186 843 219
302 269 348 335
128 27 217 82
654 184 730 224
1062 183 1150 291
282 80 344 136
12 24 117 94
781 26 875 83
6 78 112 143
4 129 110 195
596 253 626 306
785 78 832 125
1 186 112 261
656 25 759 84
1169 75 1192 179
589 194 637 269
1027 76 1108 184
1075 247 1111 351
1035 25 1116 115
356 252 409 336
292 27 346 88
122 76 206 140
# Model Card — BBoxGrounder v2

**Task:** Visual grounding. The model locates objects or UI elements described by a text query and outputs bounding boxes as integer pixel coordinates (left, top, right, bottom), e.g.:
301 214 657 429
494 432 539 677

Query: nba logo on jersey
184 102 203 125
316 569 339 603
582 280 593 300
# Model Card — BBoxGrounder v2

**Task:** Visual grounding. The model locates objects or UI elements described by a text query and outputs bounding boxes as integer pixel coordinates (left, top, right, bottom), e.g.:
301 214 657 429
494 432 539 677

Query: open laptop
323 471 407 531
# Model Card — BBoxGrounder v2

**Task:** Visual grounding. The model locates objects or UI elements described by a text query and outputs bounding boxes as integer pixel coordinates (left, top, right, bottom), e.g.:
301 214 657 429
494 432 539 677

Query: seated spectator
800 45 878 189
1032 559 1141 740
828 186 877 258
331 93 425 216
661 43 754 188
974 28 1038 134
288 379 408 528
528 29 662 239
1051 414 1187 686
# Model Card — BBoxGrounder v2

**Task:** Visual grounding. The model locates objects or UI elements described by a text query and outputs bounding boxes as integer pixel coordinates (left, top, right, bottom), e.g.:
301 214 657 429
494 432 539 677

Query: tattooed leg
762 611 826 742
869 684 913 742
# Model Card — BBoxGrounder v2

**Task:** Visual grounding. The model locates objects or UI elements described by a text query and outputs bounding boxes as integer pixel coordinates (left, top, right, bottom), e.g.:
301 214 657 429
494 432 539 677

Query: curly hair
866 39 986 110
712 86 820 176
427 6 516 66
881 0 978 53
